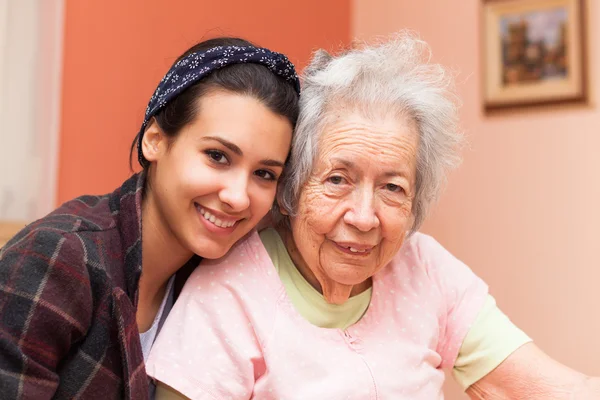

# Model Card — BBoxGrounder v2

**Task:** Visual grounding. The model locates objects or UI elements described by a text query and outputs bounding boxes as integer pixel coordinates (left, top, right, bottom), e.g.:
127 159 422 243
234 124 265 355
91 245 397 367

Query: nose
343 187 380 232
218 172 250 212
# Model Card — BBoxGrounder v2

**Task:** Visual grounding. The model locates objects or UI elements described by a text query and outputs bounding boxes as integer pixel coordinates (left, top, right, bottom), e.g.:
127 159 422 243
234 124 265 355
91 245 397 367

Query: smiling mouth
195 204 241 228
333 242 375 255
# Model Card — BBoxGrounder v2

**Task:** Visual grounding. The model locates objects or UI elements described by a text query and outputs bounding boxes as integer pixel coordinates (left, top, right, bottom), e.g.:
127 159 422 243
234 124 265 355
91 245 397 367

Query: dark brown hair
130 37 299 170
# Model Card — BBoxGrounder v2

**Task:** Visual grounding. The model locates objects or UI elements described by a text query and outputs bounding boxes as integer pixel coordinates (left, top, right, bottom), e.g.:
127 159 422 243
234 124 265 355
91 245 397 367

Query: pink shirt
146 231 488 399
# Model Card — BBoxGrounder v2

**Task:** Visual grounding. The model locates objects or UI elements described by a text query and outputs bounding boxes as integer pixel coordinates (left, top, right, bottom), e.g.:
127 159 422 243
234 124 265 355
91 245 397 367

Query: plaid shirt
0 172 180 399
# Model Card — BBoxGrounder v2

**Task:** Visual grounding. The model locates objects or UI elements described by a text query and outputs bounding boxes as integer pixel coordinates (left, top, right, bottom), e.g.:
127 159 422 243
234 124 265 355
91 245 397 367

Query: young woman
0 37 300 399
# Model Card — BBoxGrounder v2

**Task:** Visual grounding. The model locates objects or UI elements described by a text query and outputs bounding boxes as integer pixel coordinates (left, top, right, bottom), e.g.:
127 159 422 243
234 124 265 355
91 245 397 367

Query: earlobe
141 120 165 162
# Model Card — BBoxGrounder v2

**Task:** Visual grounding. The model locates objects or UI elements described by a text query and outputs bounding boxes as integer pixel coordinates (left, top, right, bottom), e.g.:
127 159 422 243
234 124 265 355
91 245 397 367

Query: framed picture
482 0 587 111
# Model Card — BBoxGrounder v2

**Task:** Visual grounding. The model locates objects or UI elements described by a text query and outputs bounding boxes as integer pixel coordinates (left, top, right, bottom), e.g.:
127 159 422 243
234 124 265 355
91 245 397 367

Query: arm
467 342 600 399
419 234 600 399
452 294 532 389
415 234 489 368
0 229 91 399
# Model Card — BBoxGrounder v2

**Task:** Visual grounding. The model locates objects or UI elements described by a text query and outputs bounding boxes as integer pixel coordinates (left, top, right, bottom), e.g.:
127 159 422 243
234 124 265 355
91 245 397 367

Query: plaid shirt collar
111 171 146 303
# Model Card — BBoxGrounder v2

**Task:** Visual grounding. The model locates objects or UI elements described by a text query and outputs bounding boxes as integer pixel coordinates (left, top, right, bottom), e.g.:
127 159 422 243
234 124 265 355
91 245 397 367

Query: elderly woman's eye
205 150 229 165
386 183 403 193
328 176 345 185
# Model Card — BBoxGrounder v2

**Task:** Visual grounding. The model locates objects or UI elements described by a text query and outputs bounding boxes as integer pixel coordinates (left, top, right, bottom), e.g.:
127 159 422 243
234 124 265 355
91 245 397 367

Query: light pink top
146 231 488 399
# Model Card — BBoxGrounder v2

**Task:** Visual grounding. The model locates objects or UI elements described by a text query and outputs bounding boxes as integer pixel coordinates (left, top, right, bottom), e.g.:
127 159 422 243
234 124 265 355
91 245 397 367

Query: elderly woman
146 33 599 399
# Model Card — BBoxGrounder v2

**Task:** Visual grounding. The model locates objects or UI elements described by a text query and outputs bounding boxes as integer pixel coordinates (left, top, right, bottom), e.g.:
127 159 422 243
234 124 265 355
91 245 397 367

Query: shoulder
1 191 117 248
0 225 94 334
0 178 134 273
2 220 85 263
183 230 282 303
191 231 275 280
0 223 93 284
0 196 117 275
0 196 126 296
389 232 448 273
393 232 461 269
400 232 446 259
49 192 115 233
39 172 142 235
388 232 486 290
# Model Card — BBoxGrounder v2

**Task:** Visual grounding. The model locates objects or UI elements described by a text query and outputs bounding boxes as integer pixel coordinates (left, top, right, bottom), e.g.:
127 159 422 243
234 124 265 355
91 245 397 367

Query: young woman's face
144 90 293 259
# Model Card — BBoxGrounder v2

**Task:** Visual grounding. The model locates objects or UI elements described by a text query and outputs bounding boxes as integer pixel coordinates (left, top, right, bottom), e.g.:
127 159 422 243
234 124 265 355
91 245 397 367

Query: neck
137 190 192 330
278 226 371 305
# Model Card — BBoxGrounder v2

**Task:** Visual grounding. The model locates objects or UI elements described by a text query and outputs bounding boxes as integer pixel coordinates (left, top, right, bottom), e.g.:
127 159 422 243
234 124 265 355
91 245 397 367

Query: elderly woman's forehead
324 99 416 126
317 109 418 144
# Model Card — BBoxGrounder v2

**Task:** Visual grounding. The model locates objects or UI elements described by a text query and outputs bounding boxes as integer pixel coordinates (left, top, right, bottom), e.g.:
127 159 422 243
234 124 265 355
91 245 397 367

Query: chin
191 242 230 259
202 248 229 259
330 271 373 287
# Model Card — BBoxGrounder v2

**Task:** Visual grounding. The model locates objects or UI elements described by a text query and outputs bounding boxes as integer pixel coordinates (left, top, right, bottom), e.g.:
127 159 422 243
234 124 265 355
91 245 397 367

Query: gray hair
276 31 464 232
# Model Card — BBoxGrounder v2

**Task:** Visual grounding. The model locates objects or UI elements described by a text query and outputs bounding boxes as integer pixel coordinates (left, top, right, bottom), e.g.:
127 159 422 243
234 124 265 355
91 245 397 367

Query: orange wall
57 0 351 203
354 0 600 399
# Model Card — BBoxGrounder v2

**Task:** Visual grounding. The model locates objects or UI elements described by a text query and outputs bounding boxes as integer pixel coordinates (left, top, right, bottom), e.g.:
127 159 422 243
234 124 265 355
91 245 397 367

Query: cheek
161 152 201 186
299 187 344 235
291 206 329 259
384 230 406 255
291 213 318 251
173 155 225 199
248 185 277 218
380 208 411 255
381 201 412 231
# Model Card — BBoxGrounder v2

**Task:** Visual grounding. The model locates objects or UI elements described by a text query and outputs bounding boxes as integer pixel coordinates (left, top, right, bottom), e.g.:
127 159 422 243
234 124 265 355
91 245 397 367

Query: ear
141 119 167 163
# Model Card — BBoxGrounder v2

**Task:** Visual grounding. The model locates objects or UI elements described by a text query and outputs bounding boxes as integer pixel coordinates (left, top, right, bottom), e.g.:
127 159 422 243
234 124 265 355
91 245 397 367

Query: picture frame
482 0 587 111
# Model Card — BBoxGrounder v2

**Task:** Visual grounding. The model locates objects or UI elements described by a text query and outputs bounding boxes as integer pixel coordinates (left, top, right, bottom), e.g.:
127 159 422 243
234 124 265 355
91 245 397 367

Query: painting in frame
482 0 587 111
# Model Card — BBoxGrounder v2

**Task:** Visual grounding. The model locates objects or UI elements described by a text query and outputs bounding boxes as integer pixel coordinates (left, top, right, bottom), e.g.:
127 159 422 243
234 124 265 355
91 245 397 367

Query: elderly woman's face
288 112 418 304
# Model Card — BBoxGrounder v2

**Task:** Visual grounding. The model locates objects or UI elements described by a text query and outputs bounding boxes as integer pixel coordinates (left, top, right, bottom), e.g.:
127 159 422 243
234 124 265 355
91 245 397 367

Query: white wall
0 0 64 221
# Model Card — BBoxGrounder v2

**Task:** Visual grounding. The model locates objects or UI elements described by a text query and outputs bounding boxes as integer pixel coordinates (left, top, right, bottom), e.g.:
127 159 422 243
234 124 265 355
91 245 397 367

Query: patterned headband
137 45 301 167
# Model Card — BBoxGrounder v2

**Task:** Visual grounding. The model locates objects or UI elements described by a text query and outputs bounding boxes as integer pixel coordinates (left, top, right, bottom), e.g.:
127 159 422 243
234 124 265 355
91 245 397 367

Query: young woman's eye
328 176 345 185
386 183 404 193
254 169 277 181
205 150 229 165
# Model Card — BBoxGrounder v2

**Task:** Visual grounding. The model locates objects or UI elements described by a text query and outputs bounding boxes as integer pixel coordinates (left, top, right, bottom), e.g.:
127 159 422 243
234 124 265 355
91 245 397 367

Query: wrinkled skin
282 111 418 304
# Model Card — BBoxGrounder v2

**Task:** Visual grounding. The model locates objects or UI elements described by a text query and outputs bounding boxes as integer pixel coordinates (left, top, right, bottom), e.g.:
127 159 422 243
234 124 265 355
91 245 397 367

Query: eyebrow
201 136 242 156
260 159 286 168
201 136 285 169
330 157 410 178
330 157 356 169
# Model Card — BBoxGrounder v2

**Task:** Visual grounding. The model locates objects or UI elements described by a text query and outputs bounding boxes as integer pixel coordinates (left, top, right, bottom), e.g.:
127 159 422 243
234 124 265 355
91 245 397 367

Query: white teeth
348 247 367 253
199 207 237 228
